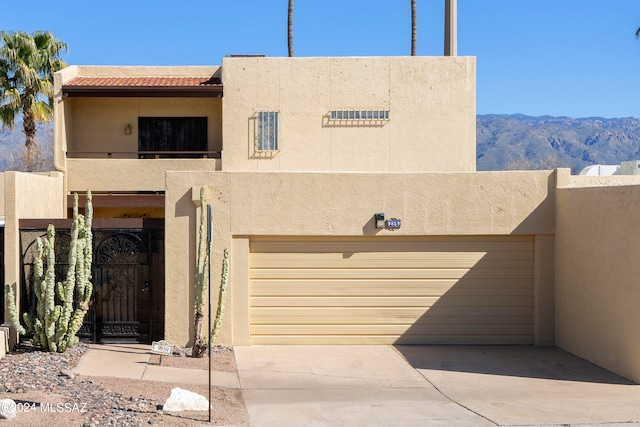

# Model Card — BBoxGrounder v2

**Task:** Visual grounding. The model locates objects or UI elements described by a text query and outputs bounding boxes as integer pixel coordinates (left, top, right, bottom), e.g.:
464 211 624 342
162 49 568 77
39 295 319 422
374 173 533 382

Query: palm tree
411 0 417 55
288 0 294 57
0 31 67 171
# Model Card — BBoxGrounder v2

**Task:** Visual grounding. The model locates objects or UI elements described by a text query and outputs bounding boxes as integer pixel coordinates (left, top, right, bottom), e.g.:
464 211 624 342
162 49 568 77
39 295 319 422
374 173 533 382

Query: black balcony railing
66 151 221 159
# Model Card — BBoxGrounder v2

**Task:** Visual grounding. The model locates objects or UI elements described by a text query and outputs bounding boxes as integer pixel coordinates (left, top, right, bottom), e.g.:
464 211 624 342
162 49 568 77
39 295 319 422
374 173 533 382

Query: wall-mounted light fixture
125 123 132 135
375 213 385 229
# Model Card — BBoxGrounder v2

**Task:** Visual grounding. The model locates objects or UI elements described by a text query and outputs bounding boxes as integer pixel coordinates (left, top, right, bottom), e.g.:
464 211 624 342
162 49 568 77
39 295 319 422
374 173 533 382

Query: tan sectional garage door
249 236 534 345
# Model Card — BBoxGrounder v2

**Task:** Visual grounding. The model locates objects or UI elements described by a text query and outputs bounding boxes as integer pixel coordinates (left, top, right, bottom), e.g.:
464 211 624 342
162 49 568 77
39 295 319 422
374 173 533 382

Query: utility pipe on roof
445 0 457 56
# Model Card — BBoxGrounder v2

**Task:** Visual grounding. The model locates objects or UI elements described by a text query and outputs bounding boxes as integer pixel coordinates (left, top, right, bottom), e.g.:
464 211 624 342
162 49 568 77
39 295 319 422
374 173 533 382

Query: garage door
250 236 534 345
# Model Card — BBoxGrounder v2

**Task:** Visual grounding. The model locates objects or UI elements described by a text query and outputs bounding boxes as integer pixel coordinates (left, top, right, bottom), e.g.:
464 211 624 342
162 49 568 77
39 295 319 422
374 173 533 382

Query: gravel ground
0 342 249 426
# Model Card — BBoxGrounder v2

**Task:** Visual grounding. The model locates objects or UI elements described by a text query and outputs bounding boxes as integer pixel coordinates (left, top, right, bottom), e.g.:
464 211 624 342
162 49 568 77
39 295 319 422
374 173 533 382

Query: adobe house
0 53 557 347
3 0 640 384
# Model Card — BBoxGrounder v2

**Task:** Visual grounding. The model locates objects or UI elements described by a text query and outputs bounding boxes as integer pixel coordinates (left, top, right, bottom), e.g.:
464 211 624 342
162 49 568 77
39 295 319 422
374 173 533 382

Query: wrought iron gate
21 227 164 344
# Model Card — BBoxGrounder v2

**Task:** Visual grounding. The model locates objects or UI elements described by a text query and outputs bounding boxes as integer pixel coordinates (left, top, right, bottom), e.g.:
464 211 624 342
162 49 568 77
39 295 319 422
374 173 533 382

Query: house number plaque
385 218 402 231
151 340 173 356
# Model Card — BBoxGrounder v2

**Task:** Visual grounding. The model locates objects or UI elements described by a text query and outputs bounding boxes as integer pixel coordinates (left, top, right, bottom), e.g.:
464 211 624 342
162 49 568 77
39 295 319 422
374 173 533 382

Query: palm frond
0 87 21 110
0 105 16 128
0 30 66 129
32 100 53 122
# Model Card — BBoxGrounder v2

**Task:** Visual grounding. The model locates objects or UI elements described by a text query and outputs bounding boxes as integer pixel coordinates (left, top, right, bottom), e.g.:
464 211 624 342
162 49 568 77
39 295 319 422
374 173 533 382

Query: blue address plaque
385 218 401 231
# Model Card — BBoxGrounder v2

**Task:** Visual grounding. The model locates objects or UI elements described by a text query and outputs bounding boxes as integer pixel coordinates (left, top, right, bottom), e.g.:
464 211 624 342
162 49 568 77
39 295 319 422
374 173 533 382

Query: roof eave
61 85 223 98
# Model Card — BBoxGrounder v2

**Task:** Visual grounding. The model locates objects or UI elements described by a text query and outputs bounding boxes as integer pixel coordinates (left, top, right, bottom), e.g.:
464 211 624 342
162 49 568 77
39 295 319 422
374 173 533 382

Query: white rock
163 387 209 412
0 399 16 419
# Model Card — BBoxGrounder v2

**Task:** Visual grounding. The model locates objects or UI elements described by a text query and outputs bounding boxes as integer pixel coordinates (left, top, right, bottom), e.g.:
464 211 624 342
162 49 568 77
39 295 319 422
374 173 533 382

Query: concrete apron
72 343 240 388
234 345 640 427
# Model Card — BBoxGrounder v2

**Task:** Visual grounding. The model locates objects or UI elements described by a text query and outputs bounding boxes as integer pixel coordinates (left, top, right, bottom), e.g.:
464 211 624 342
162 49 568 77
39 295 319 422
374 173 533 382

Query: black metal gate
20 227 164 344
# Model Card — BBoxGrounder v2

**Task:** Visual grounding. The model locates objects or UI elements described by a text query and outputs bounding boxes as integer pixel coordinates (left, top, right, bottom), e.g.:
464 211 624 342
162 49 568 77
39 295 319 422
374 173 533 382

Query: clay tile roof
64 76 220 87
62 76 223 98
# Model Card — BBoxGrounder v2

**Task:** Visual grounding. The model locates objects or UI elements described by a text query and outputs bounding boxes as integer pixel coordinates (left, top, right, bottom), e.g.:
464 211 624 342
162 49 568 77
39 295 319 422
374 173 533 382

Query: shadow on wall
391 235 535 347
358 173 557 347
249 172 559 351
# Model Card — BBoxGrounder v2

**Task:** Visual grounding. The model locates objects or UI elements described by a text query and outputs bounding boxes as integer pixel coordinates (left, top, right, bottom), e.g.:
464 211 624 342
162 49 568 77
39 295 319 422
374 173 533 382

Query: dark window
138 117 207 158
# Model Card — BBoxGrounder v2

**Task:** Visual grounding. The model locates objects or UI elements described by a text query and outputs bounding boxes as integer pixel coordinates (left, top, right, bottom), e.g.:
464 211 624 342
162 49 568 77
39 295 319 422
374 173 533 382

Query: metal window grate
257 111 279 151
329 109 390 121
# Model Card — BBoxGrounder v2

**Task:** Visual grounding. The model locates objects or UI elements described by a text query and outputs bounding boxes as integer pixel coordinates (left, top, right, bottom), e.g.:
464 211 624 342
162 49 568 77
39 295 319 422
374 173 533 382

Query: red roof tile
64 76 220 87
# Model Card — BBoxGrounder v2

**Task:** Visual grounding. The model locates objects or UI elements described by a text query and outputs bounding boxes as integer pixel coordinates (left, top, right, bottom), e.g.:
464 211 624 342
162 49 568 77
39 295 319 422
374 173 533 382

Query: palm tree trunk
411 0 417 56
22 100 37 172
288 0 294 57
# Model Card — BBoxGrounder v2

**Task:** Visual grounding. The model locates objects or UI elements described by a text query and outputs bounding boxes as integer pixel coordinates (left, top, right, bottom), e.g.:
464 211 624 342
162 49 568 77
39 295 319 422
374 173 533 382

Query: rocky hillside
477 114 640 173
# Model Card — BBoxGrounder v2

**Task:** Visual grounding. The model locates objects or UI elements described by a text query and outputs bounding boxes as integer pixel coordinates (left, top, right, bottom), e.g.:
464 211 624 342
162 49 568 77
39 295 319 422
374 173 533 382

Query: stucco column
445 0 457 56
3 172 19 324
534 235 555 346
231 237 250 345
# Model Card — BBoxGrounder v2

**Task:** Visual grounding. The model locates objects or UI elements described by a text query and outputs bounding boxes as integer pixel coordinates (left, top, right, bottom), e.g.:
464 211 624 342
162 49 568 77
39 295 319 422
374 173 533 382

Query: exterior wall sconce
124 123 132 135
375 213 385 229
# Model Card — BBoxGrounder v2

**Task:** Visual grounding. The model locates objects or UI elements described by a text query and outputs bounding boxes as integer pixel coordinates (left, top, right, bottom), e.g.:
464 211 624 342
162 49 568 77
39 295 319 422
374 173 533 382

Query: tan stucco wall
164 170 555 346
3 172 64 321
66 158 221 193
556 172 640 382
221 56 476 172
0 173 4 218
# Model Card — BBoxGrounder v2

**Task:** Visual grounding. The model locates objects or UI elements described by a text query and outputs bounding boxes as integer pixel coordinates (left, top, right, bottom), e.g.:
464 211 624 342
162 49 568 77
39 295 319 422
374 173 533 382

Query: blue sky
3 0 640 118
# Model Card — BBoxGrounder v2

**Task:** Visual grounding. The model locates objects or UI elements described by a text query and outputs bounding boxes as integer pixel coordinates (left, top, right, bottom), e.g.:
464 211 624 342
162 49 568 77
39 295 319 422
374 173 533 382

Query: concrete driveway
234 345 640 427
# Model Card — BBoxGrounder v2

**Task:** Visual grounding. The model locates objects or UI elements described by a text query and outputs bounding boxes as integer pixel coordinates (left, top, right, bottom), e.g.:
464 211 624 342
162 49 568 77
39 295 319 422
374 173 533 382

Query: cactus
210 248 229 343
4 284 26 336
4 190 93 352
192 187 210 358
191 188 230 357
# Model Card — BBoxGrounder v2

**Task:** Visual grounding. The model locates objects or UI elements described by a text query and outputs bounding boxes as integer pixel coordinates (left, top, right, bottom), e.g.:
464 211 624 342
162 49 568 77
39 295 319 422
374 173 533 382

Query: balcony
65 150 222 193
66 150 221 159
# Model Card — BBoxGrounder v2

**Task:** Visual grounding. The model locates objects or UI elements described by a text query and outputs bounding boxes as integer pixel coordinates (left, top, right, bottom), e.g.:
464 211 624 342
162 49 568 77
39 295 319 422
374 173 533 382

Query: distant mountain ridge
0 122 54 171
2 116 640 173
477 114 640 173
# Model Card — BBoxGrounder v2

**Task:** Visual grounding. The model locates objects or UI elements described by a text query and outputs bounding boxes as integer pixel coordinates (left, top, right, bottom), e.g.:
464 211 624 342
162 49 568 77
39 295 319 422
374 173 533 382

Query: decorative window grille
329 109 390 121
257 111 279 151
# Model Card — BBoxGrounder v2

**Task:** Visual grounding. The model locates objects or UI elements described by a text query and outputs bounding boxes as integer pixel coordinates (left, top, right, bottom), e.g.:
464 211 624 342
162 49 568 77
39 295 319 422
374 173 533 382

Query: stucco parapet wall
221 54 475 67
555 168 640 188
168 169 555 236
66 158 221 193
567 176 640 188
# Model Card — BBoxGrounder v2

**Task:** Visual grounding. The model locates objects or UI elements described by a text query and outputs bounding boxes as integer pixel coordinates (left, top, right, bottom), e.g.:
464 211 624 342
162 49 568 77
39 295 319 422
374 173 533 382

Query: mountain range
2 115 640 173
477 114 640 173
0 122 54 171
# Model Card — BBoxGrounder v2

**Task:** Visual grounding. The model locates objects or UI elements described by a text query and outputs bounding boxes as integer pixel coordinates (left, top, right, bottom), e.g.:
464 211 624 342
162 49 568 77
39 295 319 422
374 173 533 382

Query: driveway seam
390 345 499 426
236 368 428 384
